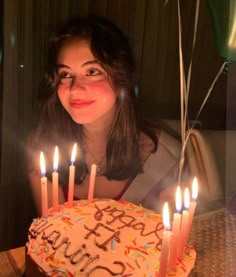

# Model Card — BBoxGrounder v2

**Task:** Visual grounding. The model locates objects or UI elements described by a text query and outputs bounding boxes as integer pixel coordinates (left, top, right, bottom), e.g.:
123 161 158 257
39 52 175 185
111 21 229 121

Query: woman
27 15 187 214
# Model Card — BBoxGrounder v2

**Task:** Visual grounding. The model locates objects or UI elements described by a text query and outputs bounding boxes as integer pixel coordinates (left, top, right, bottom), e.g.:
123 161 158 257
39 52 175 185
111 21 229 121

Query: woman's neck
82 106 117 172
83 105 116 142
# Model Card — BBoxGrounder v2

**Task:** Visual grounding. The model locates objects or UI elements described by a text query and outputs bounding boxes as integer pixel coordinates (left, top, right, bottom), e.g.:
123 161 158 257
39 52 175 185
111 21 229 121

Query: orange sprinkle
132 239 137 246
49 263 60 269
61 217 73 226
136 210 145 215
177 257 185 266
135 259 141 269
68 271 74 277
125 245 148 255
45 251 55 261
135 248 148 255
126 262 135 270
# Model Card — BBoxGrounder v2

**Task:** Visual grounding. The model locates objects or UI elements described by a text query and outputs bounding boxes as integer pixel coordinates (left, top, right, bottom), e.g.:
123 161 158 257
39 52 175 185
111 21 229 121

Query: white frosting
26 199 196 276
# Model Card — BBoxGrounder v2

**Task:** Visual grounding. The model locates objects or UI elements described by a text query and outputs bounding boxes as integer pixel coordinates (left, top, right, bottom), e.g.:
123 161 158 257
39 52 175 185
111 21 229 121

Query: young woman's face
56 39 117 125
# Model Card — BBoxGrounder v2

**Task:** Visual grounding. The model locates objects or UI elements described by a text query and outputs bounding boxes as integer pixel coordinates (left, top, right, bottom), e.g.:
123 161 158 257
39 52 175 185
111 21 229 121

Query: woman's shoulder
158 129 182 159
139 126 182 162
139 127 160 162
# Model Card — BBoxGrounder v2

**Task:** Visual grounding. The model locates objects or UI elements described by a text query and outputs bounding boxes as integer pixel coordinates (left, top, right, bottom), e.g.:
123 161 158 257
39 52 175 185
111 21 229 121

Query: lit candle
40 151 48 218
52 146 59 212
68 143 77 207
88 164 97 201
177 187 190 259
168 186 182 270
159 202 172 277
185 177 198 242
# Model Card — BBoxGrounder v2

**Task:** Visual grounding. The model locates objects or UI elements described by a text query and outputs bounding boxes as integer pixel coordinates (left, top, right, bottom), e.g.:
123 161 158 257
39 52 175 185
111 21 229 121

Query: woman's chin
71 116 92 125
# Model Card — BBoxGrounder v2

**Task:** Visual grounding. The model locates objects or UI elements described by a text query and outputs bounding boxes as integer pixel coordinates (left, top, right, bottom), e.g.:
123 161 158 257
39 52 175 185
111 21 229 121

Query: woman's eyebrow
81 60 99 67
56 64 70 69
56 60 99 69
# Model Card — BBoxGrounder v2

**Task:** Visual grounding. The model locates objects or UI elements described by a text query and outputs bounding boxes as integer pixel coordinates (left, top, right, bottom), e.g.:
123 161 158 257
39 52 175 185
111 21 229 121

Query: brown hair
29 15 158 185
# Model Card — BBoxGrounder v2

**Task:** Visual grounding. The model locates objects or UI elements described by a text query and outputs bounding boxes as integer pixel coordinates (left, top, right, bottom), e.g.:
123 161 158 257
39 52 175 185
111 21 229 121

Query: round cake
25 199 196 276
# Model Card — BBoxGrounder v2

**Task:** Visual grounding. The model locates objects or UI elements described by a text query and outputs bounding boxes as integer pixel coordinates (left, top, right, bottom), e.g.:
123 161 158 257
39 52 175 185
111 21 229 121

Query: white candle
159 202 172 277
52 146 59 212
177 187 190 259
186 177 198 242
40 152 48 218
168 186 182 270
88 164 97 201
68 143 77 207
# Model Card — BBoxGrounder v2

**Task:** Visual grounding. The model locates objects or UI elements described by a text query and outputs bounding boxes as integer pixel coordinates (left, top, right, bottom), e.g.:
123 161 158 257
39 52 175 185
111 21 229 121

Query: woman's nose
70 75 87 89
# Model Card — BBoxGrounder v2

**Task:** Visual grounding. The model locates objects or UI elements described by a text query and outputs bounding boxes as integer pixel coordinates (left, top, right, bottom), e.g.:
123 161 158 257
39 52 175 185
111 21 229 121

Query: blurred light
10 33 16 47
134 85 139 97
120 88 125 100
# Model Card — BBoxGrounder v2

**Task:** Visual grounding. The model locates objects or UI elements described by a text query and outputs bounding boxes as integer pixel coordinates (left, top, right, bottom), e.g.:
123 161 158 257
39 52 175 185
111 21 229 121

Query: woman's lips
70 100 94 109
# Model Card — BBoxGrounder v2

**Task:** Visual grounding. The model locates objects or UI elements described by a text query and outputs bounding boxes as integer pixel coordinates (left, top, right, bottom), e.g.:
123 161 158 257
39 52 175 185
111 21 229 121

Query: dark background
0 0 229 250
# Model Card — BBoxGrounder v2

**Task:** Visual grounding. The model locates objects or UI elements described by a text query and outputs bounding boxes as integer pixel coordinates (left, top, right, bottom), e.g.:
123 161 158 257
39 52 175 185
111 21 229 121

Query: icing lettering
117 215 136 229
29 219 53 238
96 231 120 251
74 253 99 270
52 237 69 250
105 207 126 224
39 228 100 271
87 261 126 276
84 222 121 251
68 244 86 263
42 230 60 244
94 204 111 221
94 204 163 240
132 222 163 238
29 201 164 275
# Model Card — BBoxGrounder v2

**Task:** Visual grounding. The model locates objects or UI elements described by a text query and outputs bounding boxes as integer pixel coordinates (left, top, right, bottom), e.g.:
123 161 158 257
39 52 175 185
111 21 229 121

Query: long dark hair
29 15 158 185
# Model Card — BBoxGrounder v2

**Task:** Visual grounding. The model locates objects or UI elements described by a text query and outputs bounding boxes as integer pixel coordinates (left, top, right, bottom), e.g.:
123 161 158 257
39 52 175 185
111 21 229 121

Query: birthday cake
25 199 196 276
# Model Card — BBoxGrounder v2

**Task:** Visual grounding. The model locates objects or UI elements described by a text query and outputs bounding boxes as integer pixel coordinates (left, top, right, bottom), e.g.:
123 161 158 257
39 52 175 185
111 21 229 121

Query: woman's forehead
57 39 94 64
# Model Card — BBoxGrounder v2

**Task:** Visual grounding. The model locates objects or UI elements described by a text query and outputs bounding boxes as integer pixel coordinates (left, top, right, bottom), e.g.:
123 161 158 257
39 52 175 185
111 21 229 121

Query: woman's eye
59 71 73 79
58 71 73 84
86 68 102 76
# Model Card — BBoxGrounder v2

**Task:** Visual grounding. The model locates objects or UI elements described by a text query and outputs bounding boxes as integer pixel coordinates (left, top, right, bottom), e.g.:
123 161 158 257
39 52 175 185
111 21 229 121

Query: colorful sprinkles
27 199 195 276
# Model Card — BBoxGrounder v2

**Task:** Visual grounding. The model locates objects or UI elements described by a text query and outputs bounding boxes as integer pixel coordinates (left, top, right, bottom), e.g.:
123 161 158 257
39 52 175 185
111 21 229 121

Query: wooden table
0 246 25 277
0 208 235 277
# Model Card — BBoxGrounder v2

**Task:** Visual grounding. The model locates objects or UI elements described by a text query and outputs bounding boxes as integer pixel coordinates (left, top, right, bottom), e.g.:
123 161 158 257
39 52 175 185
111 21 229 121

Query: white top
121 130 189 211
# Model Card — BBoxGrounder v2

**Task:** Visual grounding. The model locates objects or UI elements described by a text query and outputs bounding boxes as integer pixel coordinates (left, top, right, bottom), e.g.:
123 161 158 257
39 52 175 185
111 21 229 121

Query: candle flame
175 186 182 212
192 177 198 200
184 187 190 209
53 146 59 171
162 202 170 230
40 151 46 176
71 143 77 164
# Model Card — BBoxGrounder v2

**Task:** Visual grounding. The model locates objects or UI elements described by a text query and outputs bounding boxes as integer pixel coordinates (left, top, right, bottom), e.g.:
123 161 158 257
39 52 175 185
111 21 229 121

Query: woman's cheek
88 82 115 97
57 87 69 108
57 85 68 99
